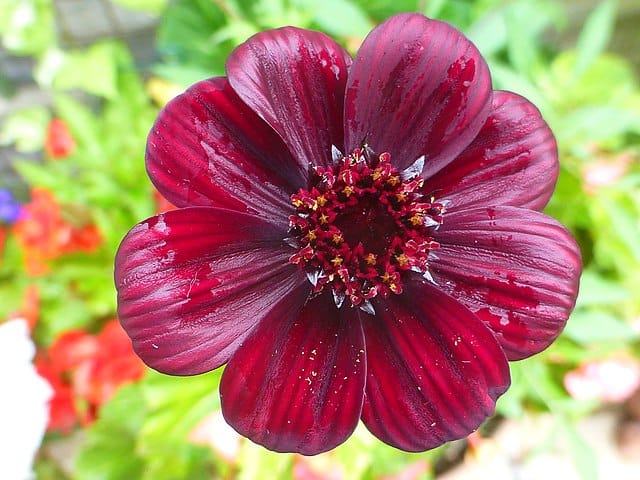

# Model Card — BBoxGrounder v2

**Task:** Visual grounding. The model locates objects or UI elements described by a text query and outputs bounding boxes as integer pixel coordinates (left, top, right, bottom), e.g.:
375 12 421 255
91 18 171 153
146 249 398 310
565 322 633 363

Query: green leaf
36 281 96 345
423 0 447 18
245 0 308 28
349 0 416 22
573 0 617 79
237 441 293 480
495 364 527 418
335 425 376 478
75 385 147 480
139 370 221 444
549 52 636 111
13 160 63 192
51 42 120 99
466 10 508 57
52 94 101 158
591 192 640 270
343 424 435 479
545 166 590 230
156 0 234 80
76 378 218 480
140 444 215 480
112 0 168 14
297 0 374 40
549 336 619 364
152 63 220 88
0 0 56 55
0 107 50 152
52 256 116 317
561 419 598 480
0 241 29 320
563 309 639 345
487 61 552 116
574 270 631 309
504 5 542 78
516 360 571 413
557 106 640 145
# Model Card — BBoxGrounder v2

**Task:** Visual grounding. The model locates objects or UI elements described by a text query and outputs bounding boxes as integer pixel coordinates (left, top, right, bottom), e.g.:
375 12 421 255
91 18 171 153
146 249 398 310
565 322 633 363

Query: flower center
288 146 446 312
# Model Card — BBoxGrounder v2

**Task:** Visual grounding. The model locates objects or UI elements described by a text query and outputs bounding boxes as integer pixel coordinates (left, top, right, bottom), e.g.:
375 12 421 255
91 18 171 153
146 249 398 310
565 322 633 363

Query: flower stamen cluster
288 146 445 310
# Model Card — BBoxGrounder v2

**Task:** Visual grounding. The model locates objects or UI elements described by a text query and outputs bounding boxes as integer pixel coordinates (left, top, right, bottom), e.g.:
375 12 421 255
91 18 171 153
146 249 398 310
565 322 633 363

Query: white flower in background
564 358 640 403
0 319 52 480
188 410 242 463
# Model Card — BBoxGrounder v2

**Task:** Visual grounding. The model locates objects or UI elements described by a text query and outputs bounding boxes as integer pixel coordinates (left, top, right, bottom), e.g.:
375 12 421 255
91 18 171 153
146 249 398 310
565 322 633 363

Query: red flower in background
153 188 177 213
115 13 581 454
35 359 77 432
13 188 102 275
36 320 145 432
44 118 75 159
0 228 6 262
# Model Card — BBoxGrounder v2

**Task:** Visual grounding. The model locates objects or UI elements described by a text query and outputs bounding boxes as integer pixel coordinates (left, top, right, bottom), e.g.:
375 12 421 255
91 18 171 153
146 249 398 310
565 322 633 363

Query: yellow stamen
395 191 408 202
387 176 400 186
395 253 409 267
409 214 423 226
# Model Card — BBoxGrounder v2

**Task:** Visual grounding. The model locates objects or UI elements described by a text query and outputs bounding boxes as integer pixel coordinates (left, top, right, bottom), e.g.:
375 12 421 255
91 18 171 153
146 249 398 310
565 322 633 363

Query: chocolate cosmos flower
115 13 582 455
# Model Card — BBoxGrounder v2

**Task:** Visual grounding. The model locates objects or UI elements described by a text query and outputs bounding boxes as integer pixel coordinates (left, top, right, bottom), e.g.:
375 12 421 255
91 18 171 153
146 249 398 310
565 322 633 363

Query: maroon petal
226 27 352 169
432 206 582 360
115 207 309 375
220 292 366 455
344 13 492 174
146 77 301 222
362 279 510 452
424 91 558 211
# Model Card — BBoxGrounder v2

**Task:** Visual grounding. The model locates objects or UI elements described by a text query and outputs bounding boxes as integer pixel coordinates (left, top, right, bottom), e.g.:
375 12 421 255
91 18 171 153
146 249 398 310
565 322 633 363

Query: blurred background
1 0 639 479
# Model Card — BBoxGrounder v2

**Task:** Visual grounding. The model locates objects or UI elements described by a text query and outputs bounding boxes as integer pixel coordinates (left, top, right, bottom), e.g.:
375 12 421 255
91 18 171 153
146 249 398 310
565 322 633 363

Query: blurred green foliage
1 0 639 479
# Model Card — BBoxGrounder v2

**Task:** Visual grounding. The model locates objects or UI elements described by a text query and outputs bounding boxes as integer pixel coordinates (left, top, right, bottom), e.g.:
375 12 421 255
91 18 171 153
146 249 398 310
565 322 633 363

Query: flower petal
344 13 492 174
115 207 309 375
146 77 301 221
220 292 366 455
226 27 352 169
424 91 558 210
432 206 582 360
362 279 510 452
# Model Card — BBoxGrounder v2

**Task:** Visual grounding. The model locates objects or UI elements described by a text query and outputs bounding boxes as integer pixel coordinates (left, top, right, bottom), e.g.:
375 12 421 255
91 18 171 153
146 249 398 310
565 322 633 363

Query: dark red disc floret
288 146 446 310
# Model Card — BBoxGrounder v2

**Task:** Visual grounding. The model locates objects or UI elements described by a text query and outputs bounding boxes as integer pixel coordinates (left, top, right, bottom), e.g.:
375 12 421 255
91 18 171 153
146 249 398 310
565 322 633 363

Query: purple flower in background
115 13 581 454
0 189 22 224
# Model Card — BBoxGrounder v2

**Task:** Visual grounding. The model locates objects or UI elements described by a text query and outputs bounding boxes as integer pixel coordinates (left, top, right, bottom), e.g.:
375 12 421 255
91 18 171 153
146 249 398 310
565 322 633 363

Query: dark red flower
115 13 581 454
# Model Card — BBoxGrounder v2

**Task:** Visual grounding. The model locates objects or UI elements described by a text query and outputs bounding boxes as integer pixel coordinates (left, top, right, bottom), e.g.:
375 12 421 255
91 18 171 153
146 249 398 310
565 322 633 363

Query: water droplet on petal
283 237 299 248
400 155 425 180
423 216 441 228
306 270 321 286
333 290 346 308
331 145 343 163
359 300 375 315
423 270 437 285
